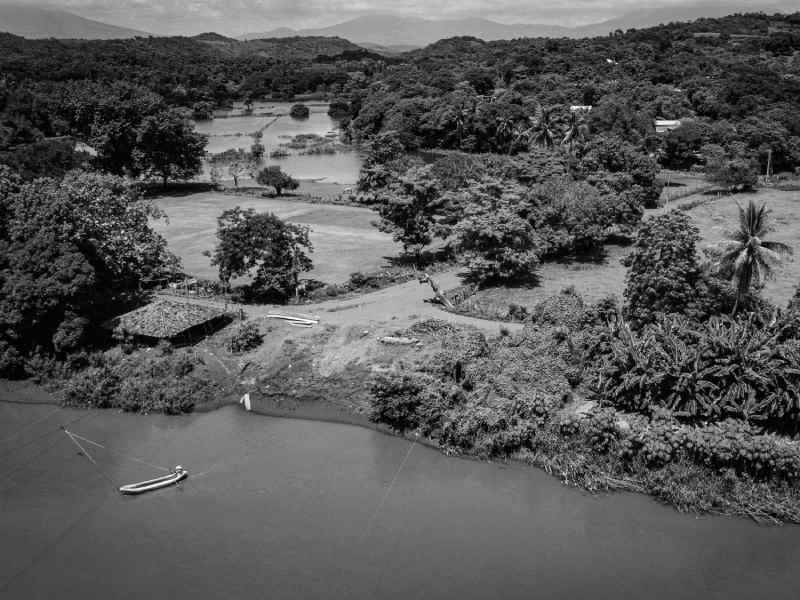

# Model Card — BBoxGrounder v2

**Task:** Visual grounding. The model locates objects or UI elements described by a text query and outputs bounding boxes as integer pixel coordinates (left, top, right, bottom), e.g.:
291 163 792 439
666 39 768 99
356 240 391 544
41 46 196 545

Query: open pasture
153 191 398 284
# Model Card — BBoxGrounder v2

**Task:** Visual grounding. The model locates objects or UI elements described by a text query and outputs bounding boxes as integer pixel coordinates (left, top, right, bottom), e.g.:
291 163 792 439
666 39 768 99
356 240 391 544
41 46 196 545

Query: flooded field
195 101 362 185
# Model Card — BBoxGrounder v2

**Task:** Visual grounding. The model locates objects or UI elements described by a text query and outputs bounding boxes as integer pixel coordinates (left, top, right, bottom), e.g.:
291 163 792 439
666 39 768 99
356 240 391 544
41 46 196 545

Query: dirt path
159 268 522 335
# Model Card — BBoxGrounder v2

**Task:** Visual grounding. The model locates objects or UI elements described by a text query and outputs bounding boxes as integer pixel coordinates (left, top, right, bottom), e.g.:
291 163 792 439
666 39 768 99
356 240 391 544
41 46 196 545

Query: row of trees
358 132 657 283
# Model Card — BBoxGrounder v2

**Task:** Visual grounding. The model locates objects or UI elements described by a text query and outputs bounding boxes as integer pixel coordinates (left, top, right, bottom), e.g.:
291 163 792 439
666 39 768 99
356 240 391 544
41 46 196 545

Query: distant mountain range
0 5 148 39
240 4 798 47
1 3 797 45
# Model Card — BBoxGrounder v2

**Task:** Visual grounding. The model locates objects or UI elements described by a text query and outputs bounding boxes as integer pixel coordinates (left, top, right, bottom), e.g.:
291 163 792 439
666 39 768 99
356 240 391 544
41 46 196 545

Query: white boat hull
119 469 188 495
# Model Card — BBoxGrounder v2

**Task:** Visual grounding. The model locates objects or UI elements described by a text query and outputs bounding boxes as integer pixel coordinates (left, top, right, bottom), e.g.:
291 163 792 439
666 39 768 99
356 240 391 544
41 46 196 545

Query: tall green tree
0 169 177 373
256 165 299 196
375 165 443 262
561 112 590 153
209 206 312 302
719 201 793 314
133 109 207 188
622 211 704 325
454 178 541 284
528 103 556 148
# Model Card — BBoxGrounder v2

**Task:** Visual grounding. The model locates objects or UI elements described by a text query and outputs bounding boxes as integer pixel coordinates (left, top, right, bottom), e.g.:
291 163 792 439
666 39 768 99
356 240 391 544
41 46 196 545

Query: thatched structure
107 299 229 343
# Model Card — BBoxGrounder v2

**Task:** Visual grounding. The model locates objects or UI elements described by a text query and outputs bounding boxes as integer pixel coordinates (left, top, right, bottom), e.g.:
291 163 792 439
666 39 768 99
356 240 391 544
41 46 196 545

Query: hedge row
570 409 800 482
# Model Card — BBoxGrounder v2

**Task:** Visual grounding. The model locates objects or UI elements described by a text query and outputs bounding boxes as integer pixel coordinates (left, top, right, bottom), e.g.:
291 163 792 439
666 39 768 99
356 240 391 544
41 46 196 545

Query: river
1 402 799 599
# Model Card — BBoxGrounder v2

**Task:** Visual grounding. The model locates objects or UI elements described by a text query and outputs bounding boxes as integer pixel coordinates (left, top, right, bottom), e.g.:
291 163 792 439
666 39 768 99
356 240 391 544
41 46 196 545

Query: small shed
74 141 98 157
106 299 230 344
655 119 682 134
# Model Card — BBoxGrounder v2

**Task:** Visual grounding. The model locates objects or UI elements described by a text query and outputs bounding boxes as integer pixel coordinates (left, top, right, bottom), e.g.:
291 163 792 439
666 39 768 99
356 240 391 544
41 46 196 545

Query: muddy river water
1 402 799 599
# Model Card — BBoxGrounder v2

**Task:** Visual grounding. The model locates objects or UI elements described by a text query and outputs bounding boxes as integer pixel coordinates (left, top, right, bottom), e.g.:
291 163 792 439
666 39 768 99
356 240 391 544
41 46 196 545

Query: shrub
0 341 24 378
440 393 557 457
327 99 350 118
601 315 800 430
289 103 310 119
702 143 759 191
369 370 456 435
61 349 217 414
617 416 800 482
583 408 622 453
62 366 121 409
228 322 263 353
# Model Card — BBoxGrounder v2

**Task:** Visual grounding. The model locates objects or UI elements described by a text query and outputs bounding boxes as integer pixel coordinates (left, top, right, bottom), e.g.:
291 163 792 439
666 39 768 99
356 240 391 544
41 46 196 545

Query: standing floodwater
2 403 799 600
194 102 362 185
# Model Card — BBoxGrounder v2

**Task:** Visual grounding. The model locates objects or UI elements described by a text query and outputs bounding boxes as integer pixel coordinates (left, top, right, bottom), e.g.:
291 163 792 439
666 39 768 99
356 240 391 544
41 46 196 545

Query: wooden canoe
119 467 187 495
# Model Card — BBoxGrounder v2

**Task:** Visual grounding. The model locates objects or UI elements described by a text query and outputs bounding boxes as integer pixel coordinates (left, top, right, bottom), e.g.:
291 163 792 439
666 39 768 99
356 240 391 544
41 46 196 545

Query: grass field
691 188 799 305
465 188 800 315
153 191 398 284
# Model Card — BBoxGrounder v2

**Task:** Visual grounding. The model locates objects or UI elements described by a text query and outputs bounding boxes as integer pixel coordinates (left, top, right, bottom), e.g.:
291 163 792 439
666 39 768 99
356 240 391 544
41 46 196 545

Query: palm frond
761 240 793 256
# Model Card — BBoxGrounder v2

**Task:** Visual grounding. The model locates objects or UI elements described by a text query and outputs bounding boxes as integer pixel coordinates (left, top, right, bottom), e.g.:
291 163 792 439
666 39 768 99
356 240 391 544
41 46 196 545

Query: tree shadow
385 247 454 269
143 182 218 198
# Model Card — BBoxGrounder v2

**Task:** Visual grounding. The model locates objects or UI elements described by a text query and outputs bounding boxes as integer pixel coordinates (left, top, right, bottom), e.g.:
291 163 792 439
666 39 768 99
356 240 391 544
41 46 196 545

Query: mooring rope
63 429 97 465
361 434 418 542
63 430 170 473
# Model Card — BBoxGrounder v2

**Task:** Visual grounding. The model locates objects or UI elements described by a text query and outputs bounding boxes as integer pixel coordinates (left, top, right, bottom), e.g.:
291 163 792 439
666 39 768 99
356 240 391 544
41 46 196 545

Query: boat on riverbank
119 466 188 495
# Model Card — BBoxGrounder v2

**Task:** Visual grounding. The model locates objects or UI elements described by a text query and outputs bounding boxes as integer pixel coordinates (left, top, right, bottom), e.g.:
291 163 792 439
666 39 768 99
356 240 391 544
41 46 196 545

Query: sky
4 0 792 36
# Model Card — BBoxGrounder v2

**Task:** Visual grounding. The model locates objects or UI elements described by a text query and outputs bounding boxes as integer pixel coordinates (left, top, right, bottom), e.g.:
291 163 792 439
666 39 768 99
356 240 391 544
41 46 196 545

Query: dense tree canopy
0 168 176 375
133 109 207 187
256 165 299 195
209 206 313 302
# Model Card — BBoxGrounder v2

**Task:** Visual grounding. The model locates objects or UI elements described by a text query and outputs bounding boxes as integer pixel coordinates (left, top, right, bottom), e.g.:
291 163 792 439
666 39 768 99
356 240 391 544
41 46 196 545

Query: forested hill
348 11 800 173
0 32 383 104
2 11 800 180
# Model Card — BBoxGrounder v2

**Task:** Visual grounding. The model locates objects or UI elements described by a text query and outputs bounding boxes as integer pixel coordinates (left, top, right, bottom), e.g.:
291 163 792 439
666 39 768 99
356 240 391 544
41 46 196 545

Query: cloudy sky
8 0 791 36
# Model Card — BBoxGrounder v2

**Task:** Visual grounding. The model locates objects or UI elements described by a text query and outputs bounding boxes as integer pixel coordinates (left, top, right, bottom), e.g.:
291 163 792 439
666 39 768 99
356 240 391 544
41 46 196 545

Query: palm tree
496 116 516 154
528 103 555 148
561 112 589 153
719 201 793 315
454 108 469 148
511 124 532 151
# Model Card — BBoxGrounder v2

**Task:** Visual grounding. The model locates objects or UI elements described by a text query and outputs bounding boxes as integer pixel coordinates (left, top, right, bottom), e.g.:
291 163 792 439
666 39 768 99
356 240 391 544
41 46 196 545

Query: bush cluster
62 347 218 414
440 393 559 457
369 369 460 435
600 314 800 430
227 322 263 353
571 411 800 482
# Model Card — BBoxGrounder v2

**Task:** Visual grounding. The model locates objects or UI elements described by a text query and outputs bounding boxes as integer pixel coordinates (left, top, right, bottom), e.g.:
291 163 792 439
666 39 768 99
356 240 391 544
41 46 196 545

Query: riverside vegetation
1 12 800 522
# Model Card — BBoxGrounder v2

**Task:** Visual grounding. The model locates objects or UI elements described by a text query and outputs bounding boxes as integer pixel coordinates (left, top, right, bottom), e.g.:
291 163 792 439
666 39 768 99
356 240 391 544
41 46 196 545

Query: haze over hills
1 2 797 45
240 3 799 46
239 15 570 45
0 5 148 39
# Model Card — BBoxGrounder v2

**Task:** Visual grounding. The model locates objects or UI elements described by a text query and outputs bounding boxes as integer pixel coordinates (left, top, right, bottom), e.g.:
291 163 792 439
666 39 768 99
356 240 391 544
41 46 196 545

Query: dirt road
160 268 522 335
